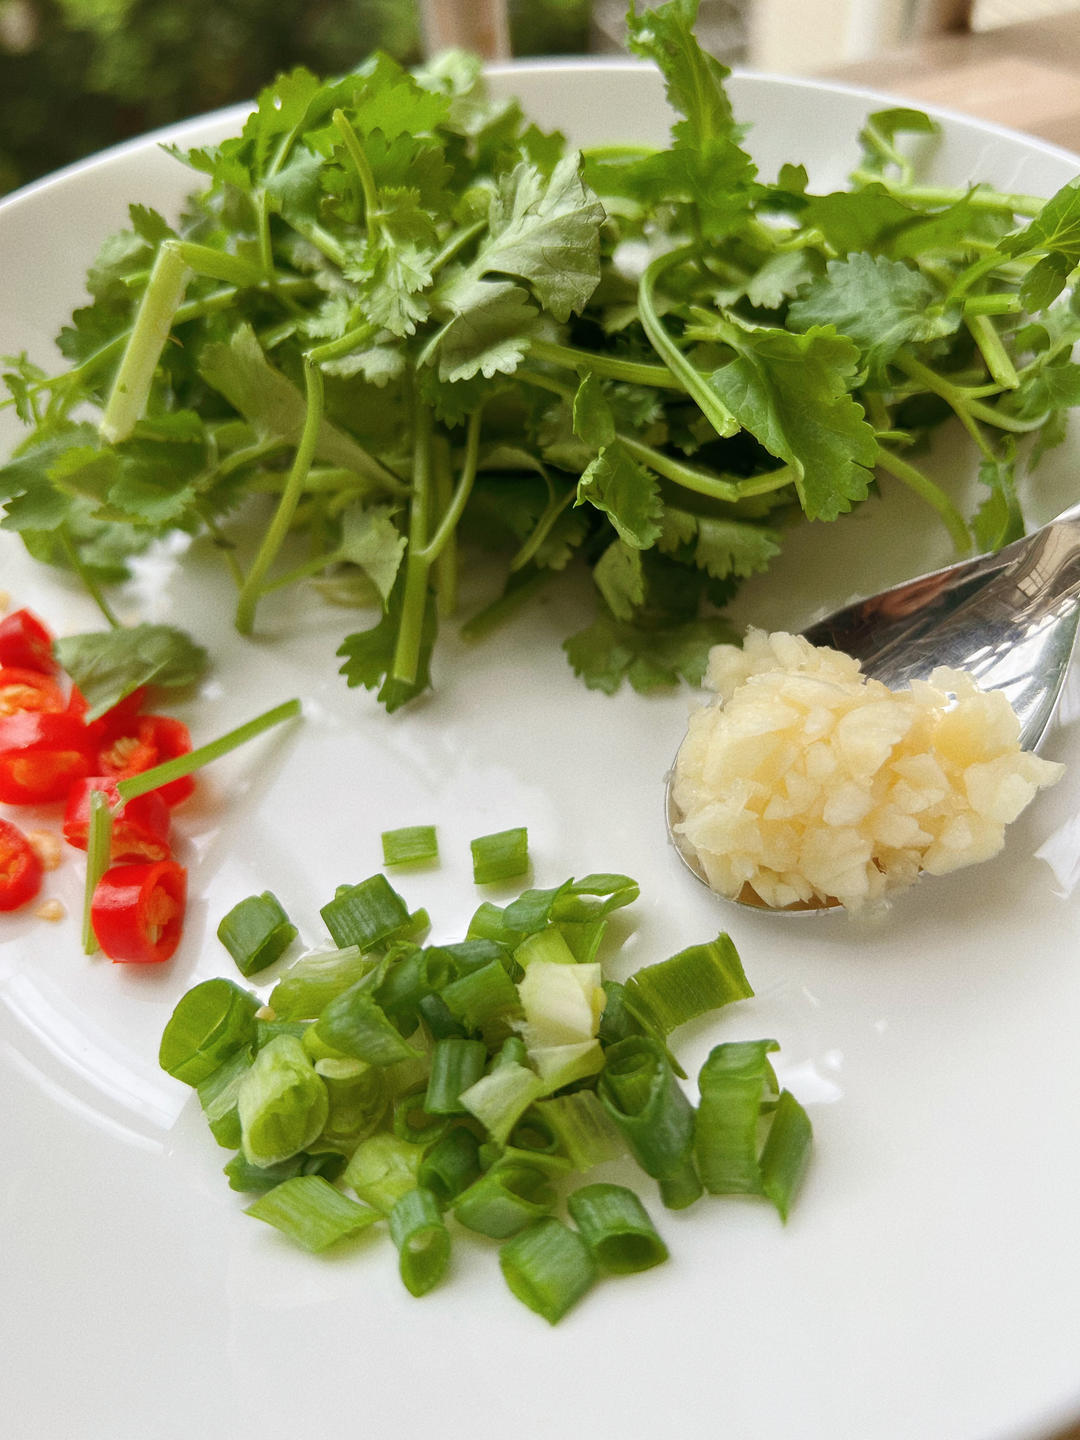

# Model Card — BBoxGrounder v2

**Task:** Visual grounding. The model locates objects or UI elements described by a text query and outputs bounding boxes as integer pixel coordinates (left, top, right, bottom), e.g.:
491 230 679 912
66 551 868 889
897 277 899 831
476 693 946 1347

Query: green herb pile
160 827 811 1323
5 0 1080 710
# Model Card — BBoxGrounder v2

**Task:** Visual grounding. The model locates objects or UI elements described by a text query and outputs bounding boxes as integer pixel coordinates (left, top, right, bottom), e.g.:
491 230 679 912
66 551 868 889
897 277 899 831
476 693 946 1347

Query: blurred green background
0 0 596 195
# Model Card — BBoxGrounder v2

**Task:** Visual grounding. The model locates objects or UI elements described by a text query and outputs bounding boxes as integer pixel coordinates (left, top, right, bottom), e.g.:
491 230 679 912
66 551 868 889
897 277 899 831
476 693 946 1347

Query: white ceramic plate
2 62 1080 1440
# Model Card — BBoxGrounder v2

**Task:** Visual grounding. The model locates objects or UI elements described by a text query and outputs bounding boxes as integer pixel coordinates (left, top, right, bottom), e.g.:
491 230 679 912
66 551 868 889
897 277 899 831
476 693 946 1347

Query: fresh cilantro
4 0 1076 709
55 624 209 719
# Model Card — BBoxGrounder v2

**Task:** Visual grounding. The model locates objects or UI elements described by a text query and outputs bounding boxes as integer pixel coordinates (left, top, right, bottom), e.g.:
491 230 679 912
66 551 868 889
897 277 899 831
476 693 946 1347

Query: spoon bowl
667 501 1080 914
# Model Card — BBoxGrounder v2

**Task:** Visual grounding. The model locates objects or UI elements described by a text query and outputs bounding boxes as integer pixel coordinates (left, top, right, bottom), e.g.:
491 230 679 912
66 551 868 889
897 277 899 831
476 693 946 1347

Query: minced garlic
669 627 1064 911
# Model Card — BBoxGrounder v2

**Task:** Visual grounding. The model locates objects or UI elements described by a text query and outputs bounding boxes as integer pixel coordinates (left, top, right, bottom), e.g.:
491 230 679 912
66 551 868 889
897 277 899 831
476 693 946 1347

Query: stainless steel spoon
666 500 1080 912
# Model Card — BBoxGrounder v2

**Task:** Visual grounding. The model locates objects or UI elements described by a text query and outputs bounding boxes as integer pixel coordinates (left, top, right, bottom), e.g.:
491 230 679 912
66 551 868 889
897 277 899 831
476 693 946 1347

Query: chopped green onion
81 788 113 955
381 825 438 866
424 1037 488 1115
314 979 424 1066
460 1061 546 1146
375 944 452 1026
428 938 509 976
314 1057 388 1153
513 926 578 969
454 1163 556 1238
389 1187 451 1296
159 977 260 1085
598 979 686 1077
491 1034 529 1070
440 958 522 1034
531 1091 625 1170
694 1039 780 1197
115 697 301 803
530 1039 605 1091
499 1217 596 1324
392 1089 450 1146
343 1132 425 1213
320 872 412 950
598 1036 702 1210
550 872 639 921
237 1034 330 1167
415 991 467 1039
257 1017 307 1048
567 1183 669 1274
556 918 608 964
466 901 525 948
759 1088 813 1222
269 945 374 1020
501 883 569 933
217 891 298 977
197 1044 254 1148
470 827 529 885
518 959 604 1050
417 1126 482 1205
624 934 753 1034
246 1175 382 1252
224 1149 346 1194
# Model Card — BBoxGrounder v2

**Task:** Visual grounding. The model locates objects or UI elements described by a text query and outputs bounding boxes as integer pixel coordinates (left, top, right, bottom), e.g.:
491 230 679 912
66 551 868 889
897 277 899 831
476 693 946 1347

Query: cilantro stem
638 248 740 438
415 408 482 567
100 241 191 444
874 445 971 552
172 242 265 289
509 484 576 573
893 351 994 457
963 294 1022 317
965 313 1019 391
333 108 380 243
115 698 302 803
517 367 790 505
620 436 795 502
235 360 324 635
391 403 434 686
81 789 113 955
528 337 684 390
59 531 121 629
430 219 486 276
850 171 1045 218
307 326 376 365
432 434 457 619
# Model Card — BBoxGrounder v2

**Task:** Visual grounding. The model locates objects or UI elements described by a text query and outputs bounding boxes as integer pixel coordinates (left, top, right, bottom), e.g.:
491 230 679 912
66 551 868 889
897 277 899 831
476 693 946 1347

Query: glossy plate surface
2 62 1080 1440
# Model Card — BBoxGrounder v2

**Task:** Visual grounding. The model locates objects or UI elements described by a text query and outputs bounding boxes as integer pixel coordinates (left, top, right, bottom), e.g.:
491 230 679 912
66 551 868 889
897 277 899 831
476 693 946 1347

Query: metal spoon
666 500 1080 912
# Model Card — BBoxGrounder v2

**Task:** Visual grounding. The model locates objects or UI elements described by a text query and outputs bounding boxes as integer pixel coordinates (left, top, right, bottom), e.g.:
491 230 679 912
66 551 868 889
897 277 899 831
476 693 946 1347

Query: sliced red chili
0 608 58 674
64 777 172 863
0 817 44 912
96 713 195 806
0 666 66 716
67 685 148 748
0 711 93 804
90 858 187 963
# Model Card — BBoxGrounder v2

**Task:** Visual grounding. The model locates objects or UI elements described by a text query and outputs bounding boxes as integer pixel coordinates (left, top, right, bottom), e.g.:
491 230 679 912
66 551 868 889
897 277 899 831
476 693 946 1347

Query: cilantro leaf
627 0 737 148
337 574 437 713
787 253 960 377
55 624 208 719
593 539 646 620
659 507 781 579
707 323 878 521
576 441 664 549
469 154 605 323
198 324 386 475
338 503 406 607
563 608 735 695
1003 177 1080 265
428 276 541 382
